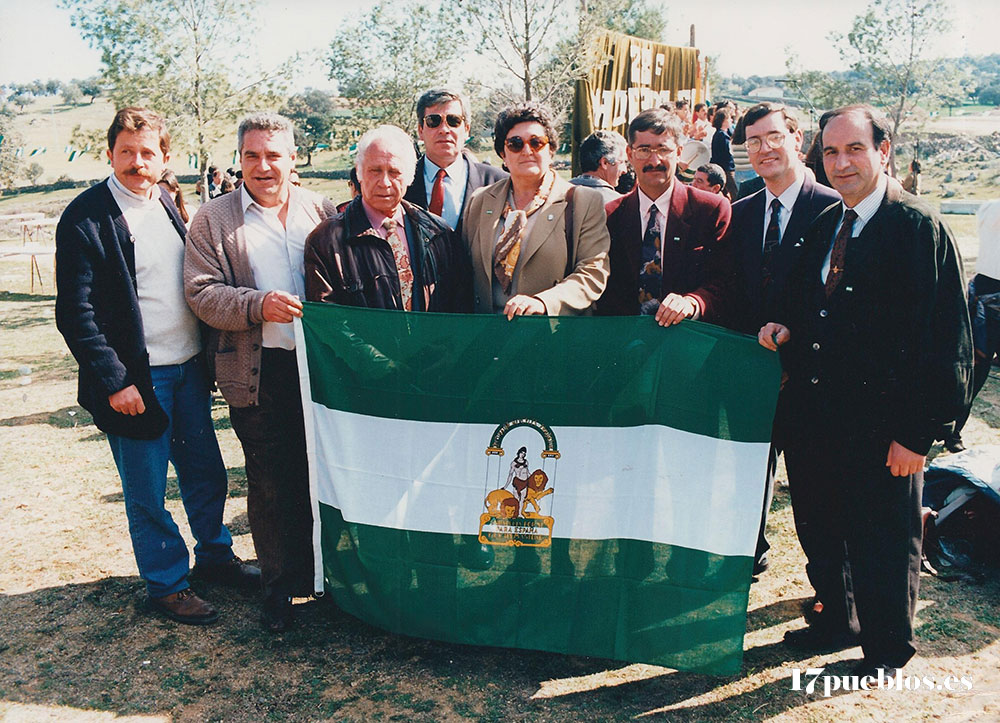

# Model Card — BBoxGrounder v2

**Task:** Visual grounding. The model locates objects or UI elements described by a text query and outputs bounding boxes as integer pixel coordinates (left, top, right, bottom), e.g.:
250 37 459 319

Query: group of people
55 89 972 681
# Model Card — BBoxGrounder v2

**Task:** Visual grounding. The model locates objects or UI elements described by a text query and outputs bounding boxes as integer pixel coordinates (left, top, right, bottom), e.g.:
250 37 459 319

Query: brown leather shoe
148 588 219 625
191 556 261 588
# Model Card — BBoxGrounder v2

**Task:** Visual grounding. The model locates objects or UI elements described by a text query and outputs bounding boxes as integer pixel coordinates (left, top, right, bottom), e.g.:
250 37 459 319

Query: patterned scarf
493 171 556 293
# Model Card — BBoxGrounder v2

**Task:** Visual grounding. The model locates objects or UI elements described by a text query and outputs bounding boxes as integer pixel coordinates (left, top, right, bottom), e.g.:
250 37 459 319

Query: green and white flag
295 304 780 675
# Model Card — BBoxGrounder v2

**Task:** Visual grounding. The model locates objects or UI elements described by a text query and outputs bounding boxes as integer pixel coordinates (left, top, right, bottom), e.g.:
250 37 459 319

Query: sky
1 0 999 89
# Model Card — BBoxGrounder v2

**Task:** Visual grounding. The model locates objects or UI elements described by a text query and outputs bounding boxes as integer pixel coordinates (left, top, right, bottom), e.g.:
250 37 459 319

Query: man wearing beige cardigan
185 112 338 632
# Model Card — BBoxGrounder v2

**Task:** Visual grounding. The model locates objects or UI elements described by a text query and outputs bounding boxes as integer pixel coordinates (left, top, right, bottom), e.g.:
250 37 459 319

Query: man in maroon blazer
596 107 733 325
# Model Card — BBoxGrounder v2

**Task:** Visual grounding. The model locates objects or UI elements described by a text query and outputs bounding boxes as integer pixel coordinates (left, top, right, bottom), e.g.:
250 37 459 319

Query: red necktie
429 168 446 217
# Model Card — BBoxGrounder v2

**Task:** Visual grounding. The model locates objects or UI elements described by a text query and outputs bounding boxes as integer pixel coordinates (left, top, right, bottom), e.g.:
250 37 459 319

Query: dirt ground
1 196 999 721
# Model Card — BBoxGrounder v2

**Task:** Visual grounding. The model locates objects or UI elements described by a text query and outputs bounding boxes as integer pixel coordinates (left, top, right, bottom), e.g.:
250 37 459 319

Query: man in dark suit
596 107 732 326
760 105 972 678
55 108 257 626
403 89 506 233
728 103 841 581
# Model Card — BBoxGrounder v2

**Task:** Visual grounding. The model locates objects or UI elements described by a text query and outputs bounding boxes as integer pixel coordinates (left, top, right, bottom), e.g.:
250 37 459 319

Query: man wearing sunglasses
404 89 506 233
724 102 841 594
597 107 733 327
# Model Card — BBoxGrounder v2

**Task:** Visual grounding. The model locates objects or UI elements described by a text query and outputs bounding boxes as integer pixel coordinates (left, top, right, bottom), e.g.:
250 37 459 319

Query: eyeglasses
423 113 465 129
504 135 549 153
745 131 788 153
629 144 676 160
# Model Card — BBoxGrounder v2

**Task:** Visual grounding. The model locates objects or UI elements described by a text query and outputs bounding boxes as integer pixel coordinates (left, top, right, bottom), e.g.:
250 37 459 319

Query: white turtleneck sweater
107 174 201 366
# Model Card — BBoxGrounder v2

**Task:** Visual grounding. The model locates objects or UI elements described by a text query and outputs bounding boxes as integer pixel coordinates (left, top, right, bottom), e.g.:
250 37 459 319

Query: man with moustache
727 102 841 582
404 89 506 232
185 112 339 632
759 104 971 677
597 107 733 326
55 107 258 626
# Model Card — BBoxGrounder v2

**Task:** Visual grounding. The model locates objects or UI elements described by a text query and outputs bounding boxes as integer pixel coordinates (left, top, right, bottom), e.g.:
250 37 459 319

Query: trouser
783 435 922 667
229 348 314 598
107 357 233 597
753 444 777 568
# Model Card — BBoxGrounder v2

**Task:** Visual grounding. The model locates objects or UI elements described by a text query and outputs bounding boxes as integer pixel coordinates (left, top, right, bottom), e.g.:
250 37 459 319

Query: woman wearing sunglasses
463 102 611 318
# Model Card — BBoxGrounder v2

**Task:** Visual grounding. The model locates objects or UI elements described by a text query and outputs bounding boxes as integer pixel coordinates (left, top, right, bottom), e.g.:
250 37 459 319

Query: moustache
126 167 157 179
643 164 669 173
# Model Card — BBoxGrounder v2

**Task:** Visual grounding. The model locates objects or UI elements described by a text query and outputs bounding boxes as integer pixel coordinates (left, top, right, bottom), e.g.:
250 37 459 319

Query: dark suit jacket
777 178 972 458
403 151 507 234
596 182 733 323
729 175 840 333
55 180 188 440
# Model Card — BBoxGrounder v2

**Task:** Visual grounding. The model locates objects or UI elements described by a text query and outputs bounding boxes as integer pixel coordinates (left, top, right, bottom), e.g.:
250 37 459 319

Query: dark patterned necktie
761 198 782 288
638 203 662 312
824 208 857 297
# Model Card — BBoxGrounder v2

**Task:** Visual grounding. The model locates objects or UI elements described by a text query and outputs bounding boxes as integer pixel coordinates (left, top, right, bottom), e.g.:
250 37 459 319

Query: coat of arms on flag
480 418 559 547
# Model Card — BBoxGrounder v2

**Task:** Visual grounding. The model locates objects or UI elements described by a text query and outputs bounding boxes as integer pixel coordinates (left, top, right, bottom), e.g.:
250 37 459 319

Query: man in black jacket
403 89 506 233
306 124 472 311
759 105 972 677
726 102 841 582
55 108 257 626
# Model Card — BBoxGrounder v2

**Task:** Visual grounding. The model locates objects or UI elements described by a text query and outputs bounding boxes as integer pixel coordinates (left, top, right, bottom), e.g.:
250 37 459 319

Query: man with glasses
404 89 506 233
597 107 733 326
726 102 841 589
570 130 628 204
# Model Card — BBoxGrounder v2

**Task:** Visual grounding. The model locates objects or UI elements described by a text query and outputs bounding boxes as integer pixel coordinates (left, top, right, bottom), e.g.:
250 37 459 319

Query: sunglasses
504 135 549 153
423 113 465 129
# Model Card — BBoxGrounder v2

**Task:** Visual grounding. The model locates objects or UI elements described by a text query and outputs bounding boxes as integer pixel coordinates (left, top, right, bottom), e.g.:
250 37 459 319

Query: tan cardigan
184 187 338 407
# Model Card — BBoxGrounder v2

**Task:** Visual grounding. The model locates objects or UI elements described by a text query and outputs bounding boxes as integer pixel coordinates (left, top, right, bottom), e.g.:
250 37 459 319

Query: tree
62 0 288 200
459 0 574 104
831 0 959 170
79 77 103 104
979 83 1000 106
61 82 83 105
327 0 467 142
0 112 23 189
281 90 337 166
25 162 44 185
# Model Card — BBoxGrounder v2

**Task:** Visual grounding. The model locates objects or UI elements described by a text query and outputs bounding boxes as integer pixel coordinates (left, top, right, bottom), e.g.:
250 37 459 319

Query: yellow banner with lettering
572 30 701 175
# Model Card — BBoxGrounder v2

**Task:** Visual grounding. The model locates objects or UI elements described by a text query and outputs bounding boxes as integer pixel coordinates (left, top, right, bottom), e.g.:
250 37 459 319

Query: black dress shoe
191 556 261 588
784 625 859 652
852 659 899 680
261 593 293 633
752 554 769 577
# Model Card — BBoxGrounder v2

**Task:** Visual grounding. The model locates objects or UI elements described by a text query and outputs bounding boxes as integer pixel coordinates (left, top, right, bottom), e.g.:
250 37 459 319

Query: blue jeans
107 357 233 597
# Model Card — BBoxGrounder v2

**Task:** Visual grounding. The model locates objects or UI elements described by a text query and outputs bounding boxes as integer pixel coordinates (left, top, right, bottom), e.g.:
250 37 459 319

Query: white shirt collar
424 154 466 183
637 182 674 220
843 172 888 224
241 184 292 215
764 167 805 212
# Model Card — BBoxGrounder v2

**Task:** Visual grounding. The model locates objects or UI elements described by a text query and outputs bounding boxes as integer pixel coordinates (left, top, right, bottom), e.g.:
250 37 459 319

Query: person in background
336 166 360 213
944 198 1000 452
569 130 628 204
158 169 190 225
691 163 726 195
710 108 736 199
